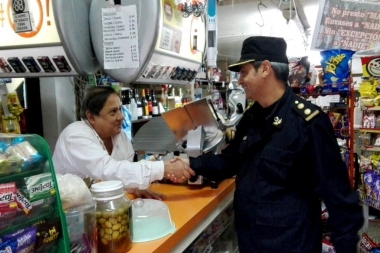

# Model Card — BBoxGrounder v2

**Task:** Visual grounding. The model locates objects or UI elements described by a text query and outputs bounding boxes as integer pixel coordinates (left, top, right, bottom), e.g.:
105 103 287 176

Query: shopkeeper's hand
126 188 166 200
164 157 194 183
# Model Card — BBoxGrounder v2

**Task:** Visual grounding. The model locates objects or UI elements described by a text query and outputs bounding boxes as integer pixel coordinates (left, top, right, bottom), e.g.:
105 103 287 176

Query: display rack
0 134 70 252
357 101 380 248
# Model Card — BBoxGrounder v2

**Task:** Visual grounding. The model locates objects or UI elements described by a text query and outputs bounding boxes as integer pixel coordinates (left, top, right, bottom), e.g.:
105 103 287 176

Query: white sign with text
102 5 139 69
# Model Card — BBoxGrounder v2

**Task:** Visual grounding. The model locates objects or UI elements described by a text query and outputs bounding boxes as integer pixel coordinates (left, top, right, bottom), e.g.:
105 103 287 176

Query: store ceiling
216 0 320 64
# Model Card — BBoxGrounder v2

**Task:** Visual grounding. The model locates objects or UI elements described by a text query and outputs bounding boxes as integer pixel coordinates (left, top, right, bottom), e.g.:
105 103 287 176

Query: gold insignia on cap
297 103 305 109
273 116 282 126
295 100 299 104
304 109 311 115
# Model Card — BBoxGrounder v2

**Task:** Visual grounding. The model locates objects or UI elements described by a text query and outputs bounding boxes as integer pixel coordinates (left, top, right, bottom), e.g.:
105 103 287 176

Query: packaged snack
23 173 55 202
1 226 36 253
288 56 310 88
34 218 61 252
6 138 43 172
364 171 375 197
361 55 380 77
0 182 17 208
0 239 17 252
360 233 379 251
320 49 355 92
15 190 32 215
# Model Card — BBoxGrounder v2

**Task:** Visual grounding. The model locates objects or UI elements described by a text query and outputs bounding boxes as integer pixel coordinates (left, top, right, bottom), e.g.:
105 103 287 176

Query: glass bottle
141 89 149 119
91 181 132 253
151 89 159 117
145 88 152 116
134 89 143 120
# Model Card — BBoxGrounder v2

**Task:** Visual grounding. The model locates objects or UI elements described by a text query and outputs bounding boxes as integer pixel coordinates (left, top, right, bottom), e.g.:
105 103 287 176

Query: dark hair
251 61 289 85
80 86 119 120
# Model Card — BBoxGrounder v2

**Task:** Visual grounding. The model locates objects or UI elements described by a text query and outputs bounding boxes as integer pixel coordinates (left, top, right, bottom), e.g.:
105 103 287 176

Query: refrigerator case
0 134 70 252
0 0 99 77
90 0 206 85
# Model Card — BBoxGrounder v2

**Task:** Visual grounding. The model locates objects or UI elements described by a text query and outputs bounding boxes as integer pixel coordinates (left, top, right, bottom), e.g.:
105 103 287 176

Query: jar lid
90 180 123 193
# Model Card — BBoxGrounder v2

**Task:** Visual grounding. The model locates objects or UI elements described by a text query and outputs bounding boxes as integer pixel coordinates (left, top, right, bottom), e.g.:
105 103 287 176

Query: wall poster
311 0 380 55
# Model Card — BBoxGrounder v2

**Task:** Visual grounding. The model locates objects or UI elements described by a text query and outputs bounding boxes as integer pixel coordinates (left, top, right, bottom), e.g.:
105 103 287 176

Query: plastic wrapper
288 56 310 88
361 55 380 77
56 174 93 211
23 173 55 202
34 218 61 252
320 49 355 92
0 226 36 253
5 138 44 172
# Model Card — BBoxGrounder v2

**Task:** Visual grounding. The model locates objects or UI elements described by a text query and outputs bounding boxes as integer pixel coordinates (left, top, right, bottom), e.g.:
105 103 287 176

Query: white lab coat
52 121 164 189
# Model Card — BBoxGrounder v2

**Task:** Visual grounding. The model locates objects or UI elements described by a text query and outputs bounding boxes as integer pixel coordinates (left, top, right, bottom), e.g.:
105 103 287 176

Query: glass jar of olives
90 180 132 253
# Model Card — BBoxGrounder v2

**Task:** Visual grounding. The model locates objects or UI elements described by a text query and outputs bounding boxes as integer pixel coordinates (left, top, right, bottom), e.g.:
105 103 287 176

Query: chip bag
320 49 355 92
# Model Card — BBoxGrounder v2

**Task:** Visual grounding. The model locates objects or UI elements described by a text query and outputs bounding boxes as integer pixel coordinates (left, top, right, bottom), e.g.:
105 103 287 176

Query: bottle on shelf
134 88 143 120
141 89 149 119
122 89 131 112
130 96 138 121
145 88 152 117
152 89 159 117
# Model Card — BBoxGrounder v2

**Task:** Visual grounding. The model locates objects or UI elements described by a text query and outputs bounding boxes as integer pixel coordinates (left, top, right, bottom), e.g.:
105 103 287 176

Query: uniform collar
264 86 294 130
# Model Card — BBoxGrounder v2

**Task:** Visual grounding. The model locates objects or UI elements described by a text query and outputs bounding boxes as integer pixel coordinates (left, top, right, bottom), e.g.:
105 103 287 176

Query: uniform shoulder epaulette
291 96 320 122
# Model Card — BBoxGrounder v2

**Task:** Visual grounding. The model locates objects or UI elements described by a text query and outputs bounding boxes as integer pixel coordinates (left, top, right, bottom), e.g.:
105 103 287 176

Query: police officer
172 36 363 252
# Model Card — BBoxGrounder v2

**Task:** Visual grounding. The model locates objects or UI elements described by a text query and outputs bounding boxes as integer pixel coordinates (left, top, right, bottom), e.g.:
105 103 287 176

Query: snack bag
6 137 44 172
288 56 310 87
320 49 355 92
361 55 380 77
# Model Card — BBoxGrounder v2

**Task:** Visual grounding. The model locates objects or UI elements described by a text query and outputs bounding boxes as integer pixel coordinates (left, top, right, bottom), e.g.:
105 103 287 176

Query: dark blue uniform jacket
190 86 363 253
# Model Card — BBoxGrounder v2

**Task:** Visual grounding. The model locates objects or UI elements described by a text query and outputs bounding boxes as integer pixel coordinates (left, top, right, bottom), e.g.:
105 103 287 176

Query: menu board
0 0 60 47
311 0 380 54
102 5 140 69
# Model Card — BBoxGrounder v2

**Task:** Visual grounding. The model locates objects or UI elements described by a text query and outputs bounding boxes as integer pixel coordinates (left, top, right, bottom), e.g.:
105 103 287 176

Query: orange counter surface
127 178 235 253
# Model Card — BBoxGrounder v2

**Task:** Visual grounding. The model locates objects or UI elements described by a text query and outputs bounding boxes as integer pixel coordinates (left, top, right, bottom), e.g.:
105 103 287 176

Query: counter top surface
127 178 235 253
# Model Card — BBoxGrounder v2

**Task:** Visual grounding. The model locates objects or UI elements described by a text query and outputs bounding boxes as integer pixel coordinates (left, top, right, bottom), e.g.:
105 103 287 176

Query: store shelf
360 146 380 152
359 128 380 133
360 193 380 211
362 106 380 111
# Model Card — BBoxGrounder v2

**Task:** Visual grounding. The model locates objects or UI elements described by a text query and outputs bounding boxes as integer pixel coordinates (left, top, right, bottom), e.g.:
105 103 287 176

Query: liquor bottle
141 89 149 119
123 89 131 112
130 97 138 121
152 89 159 117
145 88 152 116
157 86 166 112
163 85 169 111
134 89 143 120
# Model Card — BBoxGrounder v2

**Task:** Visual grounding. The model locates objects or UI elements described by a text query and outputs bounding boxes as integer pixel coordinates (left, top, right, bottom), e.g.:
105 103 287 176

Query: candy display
0 134 69 252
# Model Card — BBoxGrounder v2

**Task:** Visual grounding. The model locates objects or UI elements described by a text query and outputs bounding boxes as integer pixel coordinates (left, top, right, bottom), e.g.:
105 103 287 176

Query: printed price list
102 5 139 69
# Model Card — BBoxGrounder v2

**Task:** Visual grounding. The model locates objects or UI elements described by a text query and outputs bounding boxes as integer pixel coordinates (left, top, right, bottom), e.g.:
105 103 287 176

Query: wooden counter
128 178 235 253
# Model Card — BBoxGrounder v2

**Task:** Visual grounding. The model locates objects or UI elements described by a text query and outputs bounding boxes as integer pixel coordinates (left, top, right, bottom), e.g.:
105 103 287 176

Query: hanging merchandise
320 49 355 93
288 56 310 88
361 55 380 77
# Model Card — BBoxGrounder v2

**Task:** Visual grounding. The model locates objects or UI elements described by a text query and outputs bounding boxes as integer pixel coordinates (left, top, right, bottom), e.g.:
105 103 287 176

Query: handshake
163 156 194 183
